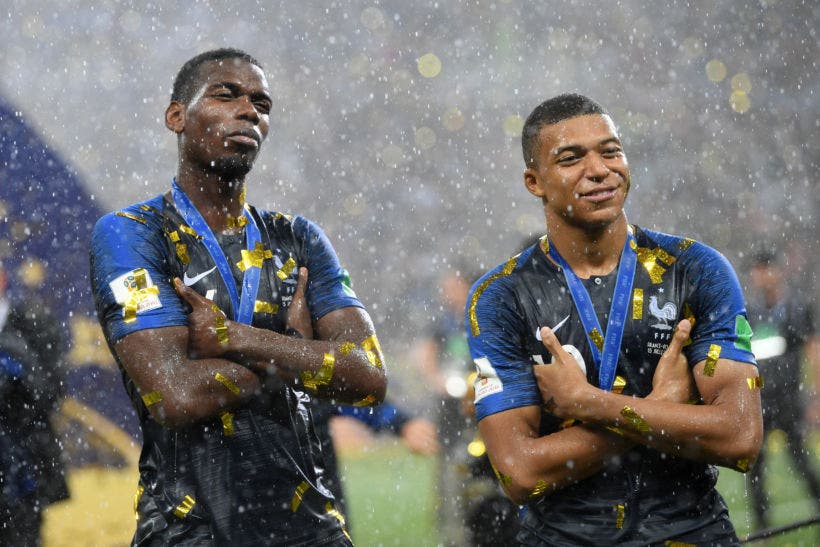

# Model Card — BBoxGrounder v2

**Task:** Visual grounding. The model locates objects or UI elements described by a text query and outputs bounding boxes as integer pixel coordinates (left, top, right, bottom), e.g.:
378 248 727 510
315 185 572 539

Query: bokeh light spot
705 59 727 82
503 114 524 137
414 126 437 150
417 53 442 78
730 90 751 113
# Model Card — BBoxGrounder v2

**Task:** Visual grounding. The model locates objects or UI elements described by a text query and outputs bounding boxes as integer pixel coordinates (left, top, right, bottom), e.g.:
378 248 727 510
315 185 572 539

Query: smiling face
524 113 630 232
166 58 272 179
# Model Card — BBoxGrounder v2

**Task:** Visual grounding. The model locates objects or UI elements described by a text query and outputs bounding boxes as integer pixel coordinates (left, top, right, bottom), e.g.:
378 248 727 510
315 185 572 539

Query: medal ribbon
171 179 262 324
547 231 637 391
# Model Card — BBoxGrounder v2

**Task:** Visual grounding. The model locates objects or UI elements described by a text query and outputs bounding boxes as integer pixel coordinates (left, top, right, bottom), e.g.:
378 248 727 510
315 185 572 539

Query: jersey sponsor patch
109 269 162 316
473 356 503 402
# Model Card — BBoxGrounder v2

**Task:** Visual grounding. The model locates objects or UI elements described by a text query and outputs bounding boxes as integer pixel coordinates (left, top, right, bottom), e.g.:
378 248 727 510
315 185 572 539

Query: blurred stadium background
1 1 817 544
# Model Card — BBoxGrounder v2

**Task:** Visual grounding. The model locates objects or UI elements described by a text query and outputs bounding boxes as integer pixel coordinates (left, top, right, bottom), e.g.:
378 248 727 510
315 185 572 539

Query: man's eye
558 155 578 164
602 148 622 156
255 102 271 114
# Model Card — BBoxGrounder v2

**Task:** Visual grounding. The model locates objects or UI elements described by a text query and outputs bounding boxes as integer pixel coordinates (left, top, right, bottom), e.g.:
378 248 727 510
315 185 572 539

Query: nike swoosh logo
183 266 217 286
536 314 570 341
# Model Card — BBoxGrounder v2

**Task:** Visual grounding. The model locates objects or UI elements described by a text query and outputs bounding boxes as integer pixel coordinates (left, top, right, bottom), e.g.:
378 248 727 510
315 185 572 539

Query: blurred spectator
747 249 820 531
414 267 491 545
310 398 438 528
0 263 69 546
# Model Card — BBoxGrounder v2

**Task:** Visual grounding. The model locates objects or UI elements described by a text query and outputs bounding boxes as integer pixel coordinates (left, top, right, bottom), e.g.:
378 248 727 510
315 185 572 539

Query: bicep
114 326 189 396
314 306 376 343
693 357 762 412
480 405 541 461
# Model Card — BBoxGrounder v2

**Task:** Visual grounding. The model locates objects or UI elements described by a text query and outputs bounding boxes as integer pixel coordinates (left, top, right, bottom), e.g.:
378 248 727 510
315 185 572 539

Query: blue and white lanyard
547 232 637 391
171 179 262 324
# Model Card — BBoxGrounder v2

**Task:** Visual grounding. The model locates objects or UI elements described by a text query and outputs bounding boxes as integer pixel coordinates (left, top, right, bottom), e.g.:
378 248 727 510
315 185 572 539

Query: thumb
666 319 692 356
294 267 309 298
539 326 567 362
174 277 205 305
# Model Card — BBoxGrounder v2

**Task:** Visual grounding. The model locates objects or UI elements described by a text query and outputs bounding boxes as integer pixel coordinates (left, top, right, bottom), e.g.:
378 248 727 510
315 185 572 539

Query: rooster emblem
648 296 677 330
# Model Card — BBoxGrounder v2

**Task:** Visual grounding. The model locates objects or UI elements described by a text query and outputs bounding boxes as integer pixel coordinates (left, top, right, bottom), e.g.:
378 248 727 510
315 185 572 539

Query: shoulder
92 196 168 246
635 226 731 277
468 245 536 335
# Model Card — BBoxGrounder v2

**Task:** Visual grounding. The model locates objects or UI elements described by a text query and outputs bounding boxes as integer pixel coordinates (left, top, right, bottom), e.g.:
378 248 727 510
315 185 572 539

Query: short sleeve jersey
466 226 755 545
90 193 362 546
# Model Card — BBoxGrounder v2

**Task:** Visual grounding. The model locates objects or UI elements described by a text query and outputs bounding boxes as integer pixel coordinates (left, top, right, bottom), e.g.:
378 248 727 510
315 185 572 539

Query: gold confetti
167 230 180 242
291 481 310 513
254 300 279 314
134 485 144 521
588 328 604 351
220 412 235 436
175 243 189 265
632 289 644 320
360 334 384 368
178 224 199 238
529 480 549 500
747 376 764 390
352 394 377 407
678 238 695 251
275 256 297 280
620 406 652 433
302 353 336 391
215 372 240 395
615 504 625 529
115 211 146 224
666 541 696 547
213 304 229 346
238 242 273 272
736 458 750 472
339 341 356 355
612 375 627 395
141 391 162 407
173 495 196 519
704 344 721 377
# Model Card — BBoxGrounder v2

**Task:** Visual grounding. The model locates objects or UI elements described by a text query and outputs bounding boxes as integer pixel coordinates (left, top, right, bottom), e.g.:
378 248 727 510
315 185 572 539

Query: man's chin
213 153 256 178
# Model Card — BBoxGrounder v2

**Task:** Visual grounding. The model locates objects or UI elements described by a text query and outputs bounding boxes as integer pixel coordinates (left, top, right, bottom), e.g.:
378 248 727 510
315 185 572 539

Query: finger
174 277 208 306
665 319 692 356
539 327 570 363
294 267 309 299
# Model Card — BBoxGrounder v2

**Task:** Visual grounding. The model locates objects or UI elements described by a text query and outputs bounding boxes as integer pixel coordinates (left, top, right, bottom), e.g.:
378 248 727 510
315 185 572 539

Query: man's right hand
174 277 230 359
647 319 695 403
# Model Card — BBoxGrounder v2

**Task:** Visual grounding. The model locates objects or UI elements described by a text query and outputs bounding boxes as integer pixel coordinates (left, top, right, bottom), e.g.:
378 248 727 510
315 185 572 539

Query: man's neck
546 215 629 279
176 169 246 233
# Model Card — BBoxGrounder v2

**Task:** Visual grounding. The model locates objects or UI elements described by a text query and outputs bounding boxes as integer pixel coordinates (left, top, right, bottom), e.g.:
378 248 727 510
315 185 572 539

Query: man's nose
236 96 260 123
584 153 610 181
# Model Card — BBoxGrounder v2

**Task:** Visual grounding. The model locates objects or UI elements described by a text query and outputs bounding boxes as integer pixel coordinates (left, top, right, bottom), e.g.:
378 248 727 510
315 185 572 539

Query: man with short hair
467 93 763 544
90 48 387 545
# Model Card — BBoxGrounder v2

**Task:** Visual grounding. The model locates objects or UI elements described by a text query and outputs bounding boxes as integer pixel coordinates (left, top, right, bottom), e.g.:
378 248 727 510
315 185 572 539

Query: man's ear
524 167 547 199
165 101 185 134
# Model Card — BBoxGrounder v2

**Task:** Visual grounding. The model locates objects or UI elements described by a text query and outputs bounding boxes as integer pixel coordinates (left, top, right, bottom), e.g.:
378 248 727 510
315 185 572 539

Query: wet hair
521 93 607 167
171 48 263 105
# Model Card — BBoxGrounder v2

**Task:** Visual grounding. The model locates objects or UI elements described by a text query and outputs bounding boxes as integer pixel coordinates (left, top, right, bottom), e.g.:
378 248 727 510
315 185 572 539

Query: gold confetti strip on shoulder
615 504 625 529
360 334 384 368
678 238 696 251
620 406 652 433
339 341 356 355
736 458 750 472
133 485 144 521
635 247 668 284
529 480 549 500
747 376 764 390
178 224 200 238
215 372 241 395
141 391 162 407
632 288 644 320
275 256 297 280
220 412 235 436
291 481 310 513
352 394 377 407
254 300 279 314
703 344 721 377
139 204 162 215
173 495 196 519
469 255 519 336
115 211 146 224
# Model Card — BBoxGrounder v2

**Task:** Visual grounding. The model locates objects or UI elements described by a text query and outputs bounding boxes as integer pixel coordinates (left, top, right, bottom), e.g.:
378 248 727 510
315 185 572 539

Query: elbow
731 427 764 473
492 458 559 506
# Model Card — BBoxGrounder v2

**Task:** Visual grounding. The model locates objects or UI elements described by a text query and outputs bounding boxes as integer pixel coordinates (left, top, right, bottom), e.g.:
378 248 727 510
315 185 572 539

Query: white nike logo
183 266 217 286
536 314 570 341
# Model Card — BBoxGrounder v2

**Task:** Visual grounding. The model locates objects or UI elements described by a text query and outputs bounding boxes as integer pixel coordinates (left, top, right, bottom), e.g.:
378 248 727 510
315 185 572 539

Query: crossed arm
113 268 387 428
479 320 763 504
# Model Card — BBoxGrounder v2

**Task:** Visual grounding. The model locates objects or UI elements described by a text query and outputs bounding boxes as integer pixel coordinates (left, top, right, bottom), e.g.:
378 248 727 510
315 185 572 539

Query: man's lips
580 187 618 203
226 130 260 148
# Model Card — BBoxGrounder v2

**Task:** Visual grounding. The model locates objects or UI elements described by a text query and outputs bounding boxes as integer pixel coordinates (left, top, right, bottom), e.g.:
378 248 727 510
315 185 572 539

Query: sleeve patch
109 268 162 316
473 356 504 402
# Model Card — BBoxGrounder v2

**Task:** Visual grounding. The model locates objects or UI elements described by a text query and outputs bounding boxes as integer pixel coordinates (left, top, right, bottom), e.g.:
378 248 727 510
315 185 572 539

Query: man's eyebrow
209 81 271 101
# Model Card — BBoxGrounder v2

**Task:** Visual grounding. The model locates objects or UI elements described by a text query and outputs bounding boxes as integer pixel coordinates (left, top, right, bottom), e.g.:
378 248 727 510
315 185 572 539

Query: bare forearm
570 388 760 468
482 416 633 504
225 322 386 404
